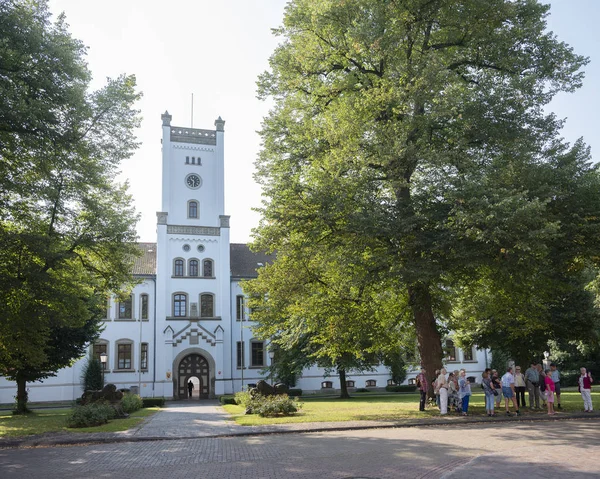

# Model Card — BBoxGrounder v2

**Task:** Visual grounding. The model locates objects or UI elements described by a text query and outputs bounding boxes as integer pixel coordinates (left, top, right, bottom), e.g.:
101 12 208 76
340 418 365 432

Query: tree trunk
338 368 350 399
408 282 443 398
15 374 30 415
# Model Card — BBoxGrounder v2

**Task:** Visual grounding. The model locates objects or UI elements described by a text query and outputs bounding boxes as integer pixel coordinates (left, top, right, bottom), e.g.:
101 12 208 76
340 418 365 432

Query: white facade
0 113 490 403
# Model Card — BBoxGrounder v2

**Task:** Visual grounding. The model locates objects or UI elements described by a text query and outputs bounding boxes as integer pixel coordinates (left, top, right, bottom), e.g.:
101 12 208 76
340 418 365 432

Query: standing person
187 380 194 398
458 369 472 416
550 363 561 409
514 366 527 409
433 369 441 408
525 362 540 409
437 368 449 415
491 370 503 408
416 368 428 411
544 369 556 415
579 367 594 412
481 370 496 416
501 367 521 416
538 365 547 408
448 372 460 413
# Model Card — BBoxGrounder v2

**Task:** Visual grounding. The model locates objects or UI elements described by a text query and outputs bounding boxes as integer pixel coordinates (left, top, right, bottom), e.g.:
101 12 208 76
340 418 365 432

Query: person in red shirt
544 369 556 415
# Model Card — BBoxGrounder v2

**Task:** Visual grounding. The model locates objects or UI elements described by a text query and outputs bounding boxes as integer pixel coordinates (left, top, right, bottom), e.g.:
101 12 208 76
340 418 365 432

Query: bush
288 389 302 397
385 385 417 393
121 393 143 413
66 403 116 428
234 390 253 407
356 388 370 393
142 397 165 408
250 394 301 417
220 395 237 405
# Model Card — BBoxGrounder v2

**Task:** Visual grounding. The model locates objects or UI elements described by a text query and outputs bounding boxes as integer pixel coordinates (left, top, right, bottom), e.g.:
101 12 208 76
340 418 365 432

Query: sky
48 0 599 244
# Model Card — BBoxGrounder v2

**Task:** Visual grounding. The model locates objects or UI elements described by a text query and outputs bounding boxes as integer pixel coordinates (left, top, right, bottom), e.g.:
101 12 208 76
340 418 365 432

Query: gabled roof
230 243 274 279
132 243 157 275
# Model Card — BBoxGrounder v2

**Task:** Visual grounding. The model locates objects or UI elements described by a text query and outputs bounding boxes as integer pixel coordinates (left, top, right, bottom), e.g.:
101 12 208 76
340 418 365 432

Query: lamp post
268 349 275 385
99 352 107 386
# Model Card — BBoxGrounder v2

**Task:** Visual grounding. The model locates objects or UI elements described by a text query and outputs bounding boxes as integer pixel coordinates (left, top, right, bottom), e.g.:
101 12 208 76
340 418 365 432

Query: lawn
223 390 600 426
0 407 159 438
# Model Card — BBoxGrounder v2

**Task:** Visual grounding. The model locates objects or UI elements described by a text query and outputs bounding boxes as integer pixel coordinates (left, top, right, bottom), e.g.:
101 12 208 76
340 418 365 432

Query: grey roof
132 243 157 275
131 242 273 279
230 243 274 279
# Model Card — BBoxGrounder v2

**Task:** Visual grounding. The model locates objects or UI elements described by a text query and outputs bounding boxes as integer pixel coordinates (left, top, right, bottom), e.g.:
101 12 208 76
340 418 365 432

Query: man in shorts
550 363 561 409
501 366 521 417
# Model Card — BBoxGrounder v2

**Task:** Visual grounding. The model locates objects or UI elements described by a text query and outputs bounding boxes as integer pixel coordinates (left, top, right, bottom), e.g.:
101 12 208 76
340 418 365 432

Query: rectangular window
236 295 245 321
118 343 132 369
118 295 132 319
463 348 474 361
188 201 198 219
141 343 148 370
93 343 107 370
251 341 264 367
141 295 148 320
236 341 245 368
173 294 187 317
200 294 214 317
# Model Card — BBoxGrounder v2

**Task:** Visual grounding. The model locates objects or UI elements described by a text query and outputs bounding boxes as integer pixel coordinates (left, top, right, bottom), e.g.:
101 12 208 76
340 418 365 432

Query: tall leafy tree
0 0 141 413
251 0 598 385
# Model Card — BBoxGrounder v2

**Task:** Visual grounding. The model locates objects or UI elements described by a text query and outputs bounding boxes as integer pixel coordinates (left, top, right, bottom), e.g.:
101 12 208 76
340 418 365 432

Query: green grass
0 407 159 438
223 390 600 426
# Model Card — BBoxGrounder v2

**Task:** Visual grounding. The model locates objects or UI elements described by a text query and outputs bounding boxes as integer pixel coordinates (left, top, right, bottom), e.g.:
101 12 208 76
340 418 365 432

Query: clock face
185 174 202 189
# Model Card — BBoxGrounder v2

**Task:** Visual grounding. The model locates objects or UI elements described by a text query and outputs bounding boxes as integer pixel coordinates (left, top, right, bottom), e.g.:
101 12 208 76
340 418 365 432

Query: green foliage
288 389 303 397
245 394 301 417
0 0 141 413
355 388 370 393
249 0 597 384
490 349 512 373
81 357 103 392
382 352 407 386
234 391 253 408
385 385 417 393
121 394 143 414
142 398 165 408
66 403 116 428
219 395 237 405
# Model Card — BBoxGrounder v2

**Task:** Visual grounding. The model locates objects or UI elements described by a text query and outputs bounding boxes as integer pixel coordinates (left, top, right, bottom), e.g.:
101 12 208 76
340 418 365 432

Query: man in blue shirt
524 361 540 409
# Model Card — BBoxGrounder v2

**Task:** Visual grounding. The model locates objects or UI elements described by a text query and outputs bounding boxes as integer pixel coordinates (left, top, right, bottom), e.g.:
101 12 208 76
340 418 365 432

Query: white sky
48 0 599 244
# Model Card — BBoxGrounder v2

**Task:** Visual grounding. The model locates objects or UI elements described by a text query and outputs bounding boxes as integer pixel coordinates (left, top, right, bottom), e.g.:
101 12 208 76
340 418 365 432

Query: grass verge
0 407 159 438
223 391 600 426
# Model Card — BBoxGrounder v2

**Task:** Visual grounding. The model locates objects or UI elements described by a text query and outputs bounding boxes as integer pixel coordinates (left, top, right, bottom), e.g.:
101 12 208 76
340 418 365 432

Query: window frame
200 293 214 318
140 294 149 320
173 292 188 318
462 347 475 362
250 340 265 368
93 340 109 370
365 379 377 387
202 258 214 277
115 340 134 371
188 200 199 219
140 342 149 370
117 294 133 320
173 258 185 277
444 339 458 362
236 295 245 321
188 259 199 277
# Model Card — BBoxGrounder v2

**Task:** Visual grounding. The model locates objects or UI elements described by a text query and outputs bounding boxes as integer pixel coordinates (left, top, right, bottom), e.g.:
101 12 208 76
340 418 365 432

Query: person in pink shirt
544 369 556 415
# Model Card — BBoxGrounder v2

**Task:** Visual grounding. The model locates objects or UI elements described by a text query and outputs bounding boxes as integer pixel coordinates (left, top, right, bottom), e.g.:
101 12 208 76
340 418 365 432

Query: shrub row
219 395 236 405
233 391 301 417
385 385 417 393
288 389 302 397
121 393 143 413
142 397 166 408
66 402 116 428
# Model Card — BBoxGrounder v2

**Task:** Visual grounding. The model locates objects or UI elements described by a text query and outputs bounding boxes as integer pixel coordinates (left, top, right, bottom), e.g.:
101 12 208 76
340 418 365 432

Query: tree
81 356 104 392
0 0 141 413
251 0 597 385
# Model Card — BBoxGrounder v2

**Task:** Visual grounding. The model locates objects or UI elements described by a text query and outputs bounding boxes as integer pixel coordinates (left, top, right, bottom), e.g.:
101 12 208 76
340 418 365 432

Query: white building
0 113 489 403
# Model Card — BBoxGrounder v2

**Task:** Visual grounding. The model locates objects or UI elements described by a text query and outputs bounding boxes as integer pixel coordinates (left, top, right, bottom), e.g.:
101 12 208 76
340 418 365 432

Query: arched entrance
177 354 209 399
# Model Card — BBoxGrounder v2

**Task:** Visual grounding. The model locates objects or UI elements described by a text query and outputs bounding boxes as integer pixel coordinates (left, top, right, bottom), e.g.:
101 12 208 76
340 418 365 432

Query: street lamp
99 352 107 386
268 349 275 385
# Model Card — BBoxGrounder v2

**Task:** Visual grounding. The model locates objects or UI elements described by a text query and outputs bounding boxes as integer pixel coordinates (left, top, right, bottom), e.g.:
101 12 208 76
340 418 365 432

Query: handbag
492 389 499 396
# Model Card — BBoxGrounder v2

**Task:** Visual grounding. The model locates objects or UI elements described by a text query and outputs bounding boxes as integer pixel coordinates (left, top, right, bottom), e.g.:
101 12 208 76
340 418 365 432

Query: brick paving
1 419 600 478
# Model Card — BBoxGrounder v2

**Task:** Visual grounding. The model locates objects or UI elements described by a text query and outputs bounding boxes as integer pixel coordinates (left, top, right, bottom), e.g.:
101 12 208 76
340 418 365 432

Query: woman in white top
437 368 449 415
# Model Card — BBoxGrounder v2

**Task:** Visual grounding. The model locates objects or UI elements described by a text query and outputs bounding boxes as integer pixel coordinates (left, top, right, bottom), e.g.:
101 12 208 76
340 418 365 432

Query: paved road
2 416 599 478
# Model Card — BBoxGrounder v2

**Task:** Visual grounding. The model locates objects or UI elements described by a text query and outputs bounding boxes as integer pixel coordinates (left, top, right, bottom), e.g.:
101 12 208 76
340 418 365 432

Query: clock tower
154 111 230 398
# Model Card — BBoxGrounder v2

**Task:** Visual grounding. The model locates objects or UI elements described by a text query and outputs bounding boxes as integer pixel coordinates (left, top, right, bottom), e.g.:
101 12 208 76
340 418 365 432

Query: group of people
415 362 594 416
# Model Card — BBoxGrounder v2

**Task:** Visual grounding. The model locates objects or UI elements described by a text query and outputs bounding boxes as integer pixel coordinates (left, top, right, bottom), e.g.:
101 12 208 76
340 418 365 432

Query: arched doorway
178 354 209 399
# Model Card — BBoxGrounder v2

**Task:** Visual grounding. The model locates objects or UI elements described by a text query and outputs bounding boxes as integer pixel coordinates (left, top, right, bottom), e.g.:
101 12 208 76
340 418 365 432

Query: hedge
142 397 166 408
385 385 417 393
